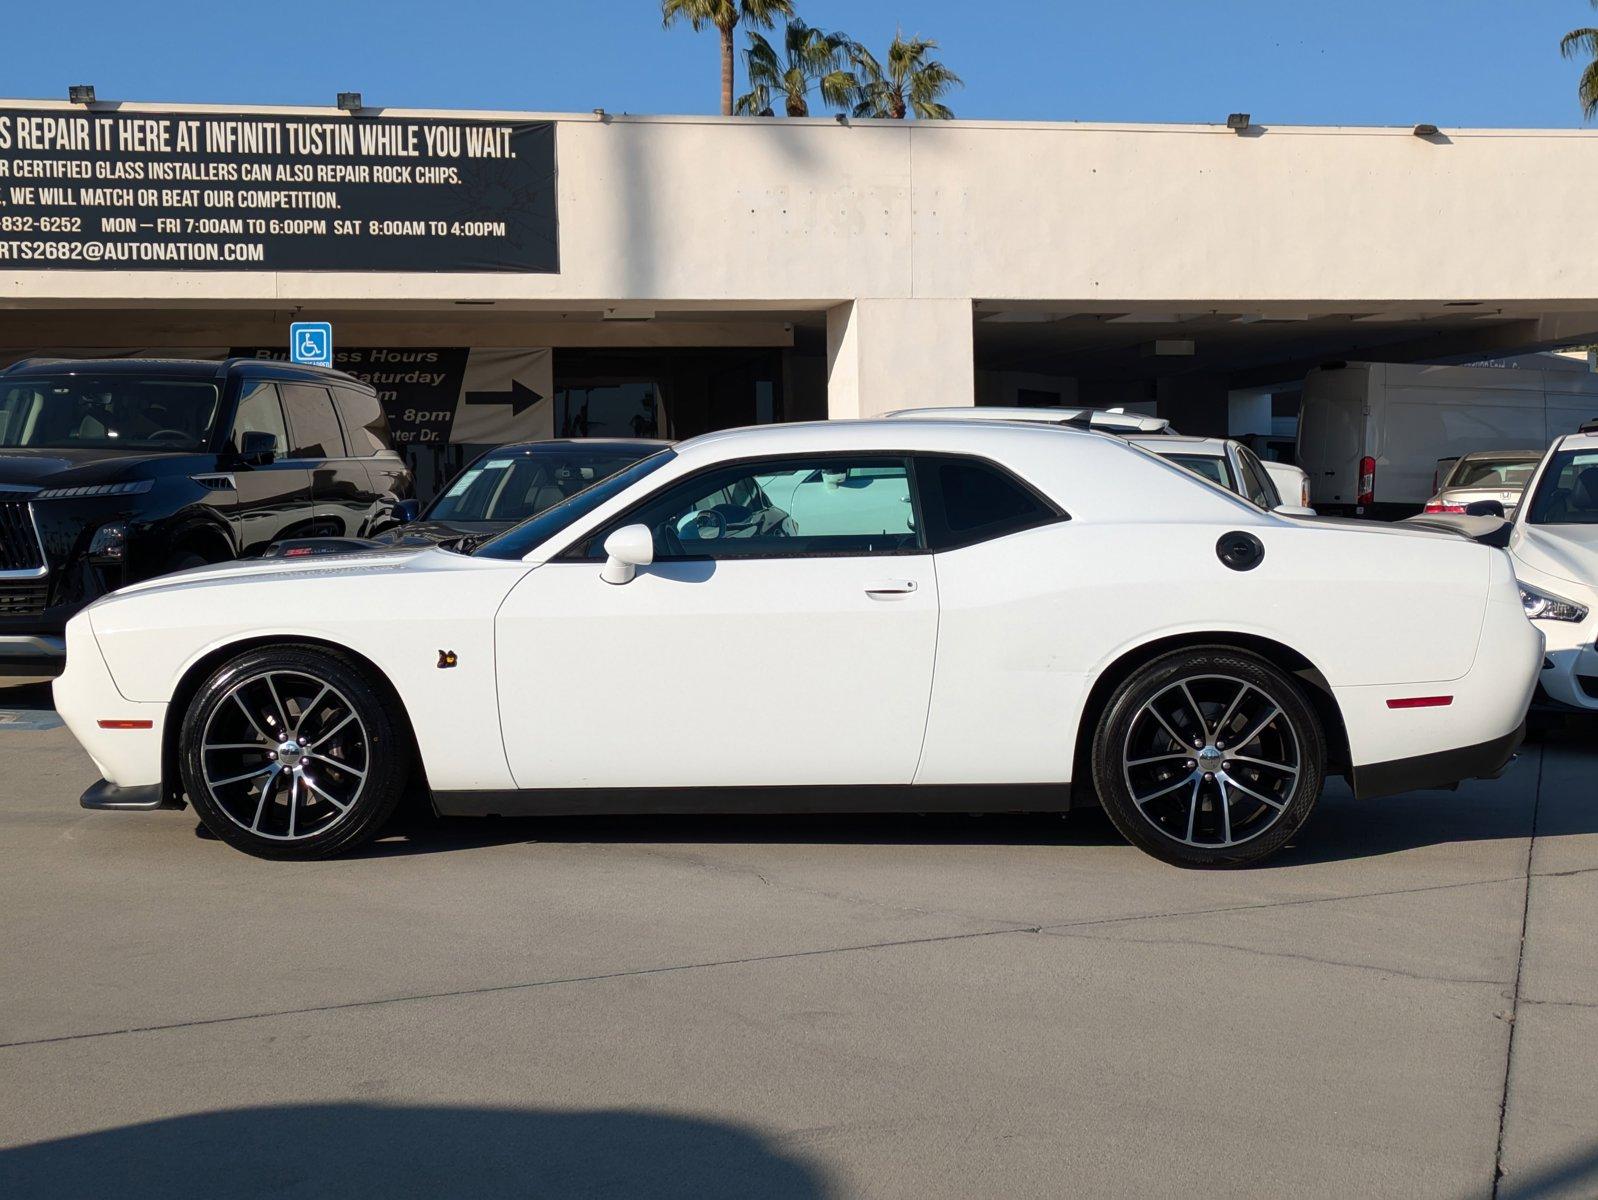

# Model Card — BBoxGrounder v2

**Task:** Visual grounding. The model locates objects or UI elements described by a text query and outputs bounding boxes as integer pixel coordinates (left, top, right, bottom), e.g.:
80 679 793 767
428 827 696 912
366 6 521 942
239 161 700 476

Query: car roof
675 417 1099 459
1553 430 1598 452
1452 449 1544 461
477 438 671 456
1126 434 1229 455
886 405 1172 434
0 356 373 390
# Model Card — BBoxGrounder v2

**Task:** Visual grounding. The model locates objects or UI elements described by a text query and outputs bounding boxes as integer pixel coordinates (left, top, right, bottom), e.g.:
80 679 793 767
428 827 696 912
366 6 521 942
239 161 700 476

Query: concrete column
826 298 974 419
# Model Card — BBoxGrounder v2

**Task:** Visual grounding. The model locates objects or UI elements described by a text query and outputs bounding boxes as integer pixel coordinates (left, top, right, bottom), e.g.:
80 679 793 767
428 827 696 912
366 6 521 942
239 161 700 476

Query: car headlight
33 480 154 500
1520 583 1589 623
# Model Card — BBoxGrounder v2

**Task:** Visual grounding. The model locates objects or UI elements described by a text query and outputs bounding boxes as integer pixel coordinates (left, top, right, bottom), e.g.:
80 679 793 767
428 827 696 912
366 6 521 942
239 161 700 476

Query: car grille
0 580 47 617
0 501 45 572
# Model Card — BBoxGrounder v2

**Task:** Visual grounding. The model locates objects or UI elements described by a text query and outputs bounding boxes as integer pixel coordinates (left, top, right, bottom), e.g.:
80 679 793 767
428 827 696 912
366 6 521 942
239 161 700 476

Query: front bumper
0 633 65 678
52 611 167 791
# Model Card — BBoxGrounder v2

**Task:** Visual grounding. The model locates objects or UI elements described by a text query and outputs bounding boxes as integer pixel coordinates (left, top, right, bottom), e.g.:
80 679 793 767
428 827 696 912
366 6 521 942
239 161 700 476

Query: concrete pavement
0 683 1593 1199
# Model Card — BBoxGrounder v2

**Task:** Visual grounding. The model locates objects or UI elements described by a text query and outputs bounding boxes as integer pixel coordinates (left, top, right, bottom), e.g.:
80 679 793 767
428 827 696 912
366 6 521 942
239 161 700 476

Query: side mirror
394 499 420 524
1465 499 1506 519
1273 504 1318 518
600 523 654 585
237 430 278 466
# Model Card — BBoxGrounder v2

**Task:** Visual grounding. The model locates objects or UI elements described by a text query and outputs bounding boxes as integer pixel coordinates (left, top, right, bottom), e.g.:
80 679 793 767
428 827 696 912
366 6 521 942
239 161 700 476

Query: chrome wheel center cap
1197 747 1223 769
276 740 305 768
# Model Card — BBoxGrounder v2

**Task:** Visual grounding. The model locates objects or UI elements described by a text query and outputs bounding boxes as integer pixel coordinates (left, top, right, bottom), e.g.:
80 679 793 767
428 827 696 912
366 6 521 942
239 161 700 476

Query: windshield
473 449 677 559
427 447 657 524
1446 457 1540 490
1525 448 1598 525
0 374 219 451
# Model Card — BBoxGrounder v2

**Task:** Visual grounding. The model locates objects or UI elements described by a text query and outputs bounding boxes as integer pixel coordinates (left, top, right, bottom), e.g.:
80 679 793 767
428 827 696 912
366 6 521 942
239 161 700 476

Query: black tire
1091 647 1325 868
179 644 410 860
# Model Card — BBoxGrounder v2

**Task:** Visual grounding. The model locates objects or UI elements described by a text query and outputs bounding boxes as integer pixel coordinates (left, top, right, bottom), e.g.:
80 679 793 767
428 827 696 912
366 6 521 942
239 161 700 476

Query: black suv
0 357 413 678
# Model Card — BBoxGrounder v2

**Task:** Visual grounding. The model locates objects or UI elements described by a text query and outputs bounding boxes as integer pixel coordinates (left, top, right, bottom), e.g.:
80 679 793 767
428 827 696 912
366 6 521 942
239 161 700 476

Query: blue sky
6 0 1595 127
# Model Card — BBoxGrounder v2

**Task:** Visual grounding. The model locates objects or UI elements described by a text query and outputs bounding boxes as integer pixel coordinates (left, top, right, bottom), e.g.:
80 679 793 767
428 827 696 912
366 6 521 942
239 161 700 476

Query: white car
55 420 1541 868
1125 434 1316 516
1504 426 1598 711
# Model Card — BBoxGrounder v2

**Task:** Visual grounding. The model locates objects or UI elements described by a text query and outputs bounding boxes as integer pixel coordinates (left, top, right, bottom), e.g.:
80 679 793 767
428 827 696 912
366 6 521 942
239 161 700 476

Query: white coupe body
56 419 1542 865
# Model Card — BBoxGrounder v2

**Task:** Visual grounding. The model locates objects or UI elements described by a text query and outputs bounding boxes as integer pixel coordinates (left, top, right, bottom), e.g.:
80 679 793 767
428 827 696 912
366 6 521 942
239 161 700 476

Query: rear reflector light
97 719 153 729
1424 501 1466 513
284 547 316 557
1357 456 1376 507
1385 696 1453 710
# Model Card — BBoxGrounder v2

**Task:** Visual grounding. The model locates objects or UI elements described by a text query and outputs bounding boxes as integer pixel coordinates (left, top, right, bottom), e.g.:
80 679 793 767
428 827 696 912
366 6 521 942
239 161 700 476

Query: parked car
56 419 1539 868
1424 450 1543 516
887 407 1316 515
1127 434 1316 516
0 357 410 679
1504 426 1598 712
1298 360 1598 518
266 438 668 555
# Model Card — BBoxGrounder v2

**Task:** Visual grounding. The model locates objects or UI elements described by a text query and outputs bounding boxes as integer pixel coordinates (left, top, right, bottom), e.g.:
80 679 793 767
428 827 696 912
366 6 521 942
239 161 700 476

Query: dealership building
1 97 1595 492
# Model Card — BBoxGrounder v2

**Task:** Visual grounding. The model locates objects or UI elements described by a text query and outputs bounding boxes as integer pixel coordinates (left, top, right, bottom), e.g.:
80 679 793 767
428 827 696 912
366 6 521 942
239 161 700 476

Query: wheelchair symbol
289 322 332 366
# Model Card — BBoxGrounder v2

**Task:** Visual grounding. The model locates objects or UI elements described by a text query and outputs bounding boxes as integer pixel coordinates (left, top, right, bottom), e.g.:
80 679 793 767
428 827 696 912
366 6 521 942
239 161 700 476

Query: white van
1298 361 1598 517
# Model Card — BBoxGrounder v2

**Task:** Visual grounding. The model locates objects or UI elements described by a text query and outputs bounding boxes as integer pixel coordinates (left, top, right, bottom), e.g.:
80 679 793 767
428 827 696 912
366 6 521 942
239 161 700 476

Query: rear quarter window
332 388 393 456
915 455 1063 551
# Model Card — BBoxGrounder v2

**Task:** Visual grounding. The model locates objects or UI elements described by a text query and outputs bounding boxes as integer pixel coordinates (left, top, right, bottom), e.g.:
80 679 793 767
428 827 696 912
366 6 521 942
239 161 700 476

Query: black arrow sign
463 378 544 417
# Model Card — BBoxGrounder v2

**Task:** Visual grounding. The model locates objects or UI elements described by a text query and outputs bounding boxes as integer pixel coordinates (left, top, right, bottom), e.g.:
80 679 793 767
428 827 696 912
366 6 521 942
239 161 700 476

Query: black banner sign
0 109 558 272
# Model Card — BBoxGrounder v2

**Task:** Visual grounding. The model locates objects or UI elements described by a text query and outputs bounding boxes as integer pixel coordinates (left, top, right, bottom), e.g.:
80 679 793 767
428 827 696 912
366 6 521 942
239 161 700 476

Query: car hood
104 543 433 600
0 447 196 489
1510 524 1598 588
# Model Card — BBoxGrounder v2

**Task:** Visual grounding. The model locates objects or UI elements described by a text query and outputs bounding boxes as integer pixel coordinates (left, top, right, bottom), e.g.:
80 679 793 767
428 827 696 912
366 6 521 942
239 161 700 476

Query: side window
279 383 346 460
917 455 1060 551
1236 448 1277 508
597 456 920 560
229 381 288 456
331 388 392 456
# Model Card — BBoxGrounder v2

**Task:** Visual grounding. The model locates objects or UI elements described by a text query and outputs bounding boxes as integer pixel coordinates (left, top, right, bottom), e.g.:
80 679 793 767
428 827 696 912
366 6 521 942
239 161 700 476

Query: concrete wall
2 102 1595 418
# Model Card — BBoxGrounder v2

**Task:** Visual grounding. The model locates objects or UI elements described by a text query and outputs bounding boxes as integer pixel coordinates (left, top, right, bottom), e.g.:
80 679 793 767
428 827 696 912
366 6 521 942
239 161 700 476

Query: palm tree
661 0 795 117
735 19 856 117
1562 1 1598 120
850 31 963 120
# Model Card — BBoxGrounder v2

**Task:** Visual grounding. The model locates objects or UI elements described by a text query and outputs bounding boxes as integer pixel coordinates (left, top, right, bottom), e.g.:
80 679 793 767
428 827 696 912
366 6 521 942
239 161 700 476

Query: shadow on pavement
1496 1140 1598 1200
0 1103 831 1200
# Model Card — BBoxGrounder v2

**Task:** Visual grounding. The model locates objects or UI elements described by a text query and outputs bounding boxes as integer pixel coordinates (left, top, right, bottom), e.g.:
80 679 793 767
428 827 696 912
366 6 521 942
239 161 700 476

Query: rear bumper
80 779 182 811
0 633 65 678
1352 720 1526 800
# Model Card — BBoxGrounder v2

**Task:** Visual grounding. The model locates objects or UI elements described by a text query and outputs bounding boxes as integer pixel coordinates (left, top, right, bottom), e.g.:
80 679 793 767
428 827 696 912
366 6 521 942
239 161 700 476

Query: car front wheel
179 645 410 860
1091 648 1326 868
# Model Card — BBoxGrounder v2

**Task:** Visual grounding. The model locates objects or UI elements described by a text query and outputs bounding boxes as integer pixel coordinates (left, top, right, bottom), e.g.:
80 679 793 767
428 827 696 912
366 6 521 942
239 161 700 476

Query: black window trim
911 451 1069 553
557 450 929 563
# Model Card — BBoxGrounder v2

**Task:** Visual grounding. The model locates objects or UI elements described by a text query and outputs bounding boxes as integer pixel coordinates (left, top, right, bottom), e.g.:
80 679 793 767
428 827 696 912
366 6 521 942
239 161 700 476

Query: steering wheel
147 429 191 444
679 509 727 540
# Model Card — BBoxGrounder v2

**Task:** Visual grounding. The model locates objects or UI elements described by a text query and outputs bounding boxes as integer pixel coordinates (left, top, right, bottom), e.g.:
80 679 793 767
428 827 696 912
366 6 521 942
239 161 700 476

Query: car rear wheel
1091 648 1325 868
179 645 410 860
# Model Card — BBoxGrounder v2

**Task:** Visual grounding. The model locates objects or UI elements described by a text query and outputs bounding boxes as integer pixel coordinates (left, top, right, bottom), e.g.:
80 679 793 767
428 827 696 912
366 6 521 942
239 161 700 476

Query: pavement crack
0 923 1039 1052
1041 926 1506 987
1033 873 1526 935
1491 744 1543 1199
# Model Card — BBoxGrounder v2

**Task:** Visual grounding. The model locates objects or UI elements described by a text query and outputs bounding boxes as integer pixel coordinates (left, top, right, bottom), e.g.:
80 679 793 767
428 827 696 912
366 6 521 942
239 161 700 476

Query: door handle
865 579 918 598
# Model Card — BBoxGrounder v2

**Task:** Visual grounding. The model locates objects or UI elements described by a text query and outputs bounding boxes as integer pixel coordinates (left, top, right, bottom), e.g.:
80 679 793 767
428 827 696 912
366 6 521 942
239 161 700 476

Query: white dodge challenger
55 420 1542 867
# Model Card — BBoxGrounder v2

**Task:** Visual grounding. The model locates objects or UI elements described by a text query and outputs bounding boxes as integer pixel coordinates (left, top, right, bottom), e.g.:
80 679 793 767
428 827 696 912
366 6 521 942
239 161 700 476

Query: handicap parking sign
289 322 333 368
